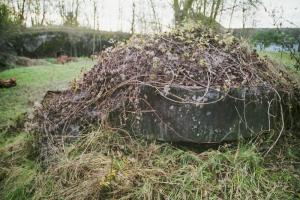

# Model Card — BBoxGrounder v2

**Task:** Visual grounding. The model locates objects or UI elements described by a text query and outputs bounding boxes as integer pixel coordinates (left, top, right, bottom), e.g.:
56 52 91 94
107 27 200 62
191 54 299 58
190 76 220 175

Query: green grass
0 131 39 200
0 58 95 200
31 129 300 200
258 51 298 69
0 58 95 129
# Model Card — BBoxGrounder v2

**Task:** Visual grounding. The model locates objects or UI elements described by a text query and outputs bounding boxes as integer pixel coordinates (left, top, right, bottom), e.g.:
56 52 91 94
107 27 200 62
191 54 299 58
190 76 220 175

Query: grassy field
0 58 95 129
0 53 299 199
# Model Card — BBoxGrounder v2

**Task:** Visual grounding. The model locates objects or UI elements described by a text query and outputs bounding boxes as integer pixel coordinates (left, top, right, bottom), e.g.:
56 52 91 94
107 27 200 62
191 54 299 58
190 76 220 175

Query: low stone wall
0 27 130 60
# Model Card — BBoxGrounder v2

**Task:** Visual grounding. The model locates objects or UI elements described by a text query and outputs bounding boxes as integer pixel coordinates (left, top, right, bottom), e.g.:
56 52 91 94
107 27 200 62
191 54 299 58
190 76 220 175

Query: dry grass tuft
29 128 299 200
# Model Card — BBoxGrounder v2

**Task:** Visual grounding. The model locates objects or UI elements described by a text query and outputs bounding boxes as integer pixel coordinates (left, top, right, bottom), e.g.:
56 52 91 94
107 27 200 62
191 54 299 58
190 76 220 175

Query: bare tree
92 0 97 54
74 0 79 23
148 0 162 32
27 0 43 26
18 0 26 24
209 0 216 19
118 0 123 31
58 0 80 26
172 0 226 26
173 0 195 25
228 0 237 28
40 0 47 25
131 0 136 34
213 0 222 20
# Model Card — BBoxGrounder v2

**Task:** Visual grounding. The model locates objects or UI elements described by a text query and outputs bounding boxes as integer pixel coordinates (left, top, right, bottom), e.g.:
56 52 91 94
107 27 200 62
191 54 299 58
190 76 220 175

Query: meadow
0 58 95 129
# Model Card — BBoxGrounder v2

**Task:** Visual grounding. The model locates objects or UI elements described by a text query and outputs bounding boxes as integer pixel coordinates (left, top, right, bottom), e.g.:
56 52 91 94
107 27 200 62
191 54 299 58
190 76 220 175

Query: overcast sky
229 0 300 28
46 0 300 32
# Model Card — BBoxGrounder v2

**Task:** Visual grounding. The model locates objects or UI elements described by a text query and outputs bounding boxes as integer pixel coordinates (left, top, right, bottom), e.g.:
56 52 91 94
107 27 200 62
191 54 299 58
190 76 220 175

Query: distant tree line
0 0 263 34
0 3 22 35
0 0 83 28
172 0 260 28
234 28 300 52
252 29 300 49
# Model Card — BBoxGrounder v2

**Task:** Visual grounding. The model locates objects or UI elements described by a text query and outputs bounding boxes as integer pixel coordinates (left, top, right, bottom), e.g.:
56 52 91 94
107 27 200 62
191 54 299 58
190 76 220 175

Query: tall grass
28 129 299 200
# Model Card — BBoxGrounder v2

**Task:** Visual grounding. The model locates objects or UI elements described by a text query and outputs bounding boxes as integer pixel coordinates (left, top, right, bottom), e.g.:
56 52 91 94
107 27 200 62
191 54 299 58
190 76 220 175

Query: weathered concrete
41 86 300 143
122 86 283 143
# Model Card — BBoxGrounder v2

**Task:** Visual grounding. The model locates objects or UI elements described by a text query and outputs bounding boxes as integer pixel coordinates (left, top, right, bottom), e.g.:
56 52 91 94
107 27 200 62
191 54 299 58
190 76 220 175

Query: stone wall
9 27 130 58
0 26 130 67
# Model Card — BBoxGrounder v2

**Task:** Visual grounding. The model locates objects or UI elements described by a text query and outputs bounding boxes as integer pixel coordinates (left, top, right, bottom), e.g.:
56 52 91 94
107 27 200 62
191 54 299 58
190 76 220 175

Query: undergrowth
1 128 299 200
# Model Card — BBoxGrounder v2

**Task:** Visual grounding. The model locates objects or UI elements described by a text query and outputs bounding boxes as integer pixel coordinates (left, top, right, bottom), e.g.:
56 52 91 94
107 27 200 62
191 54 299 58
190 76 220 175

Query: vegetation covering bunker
34 25 300 153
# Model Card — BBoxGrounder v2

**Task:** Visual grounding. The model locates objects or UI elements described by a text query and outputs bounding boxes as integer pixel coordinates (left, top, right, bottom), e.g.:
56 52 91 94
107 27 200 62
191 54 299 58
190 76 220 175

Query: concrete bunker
33 25 300 150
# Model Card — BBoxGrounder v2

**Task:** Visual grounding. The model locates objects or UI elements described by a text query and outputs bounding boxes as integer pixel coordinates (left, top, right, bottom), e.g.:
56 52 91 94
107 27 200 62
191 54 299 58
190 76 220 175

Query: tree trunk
92 0 97 54
149 0 161 32
173 0 195 25
209 0 216 20
173 0 181 25
75 0 79 23
213 0 222 20
203 0 207 16
131 0 136 34
19 0 26 24
228 0 237 28
242 2 246 29
40 0 46 25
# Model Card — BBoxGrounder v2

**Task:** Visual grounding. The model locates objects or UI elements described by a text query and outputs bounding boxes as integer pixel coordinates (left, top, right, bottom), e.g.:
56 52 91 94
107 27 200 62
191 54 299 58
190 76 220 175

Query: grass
31 129 300 199
0 131 38 200
0 53 299 199
0 58 95 200
0 58 95 129
258 51 298 69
